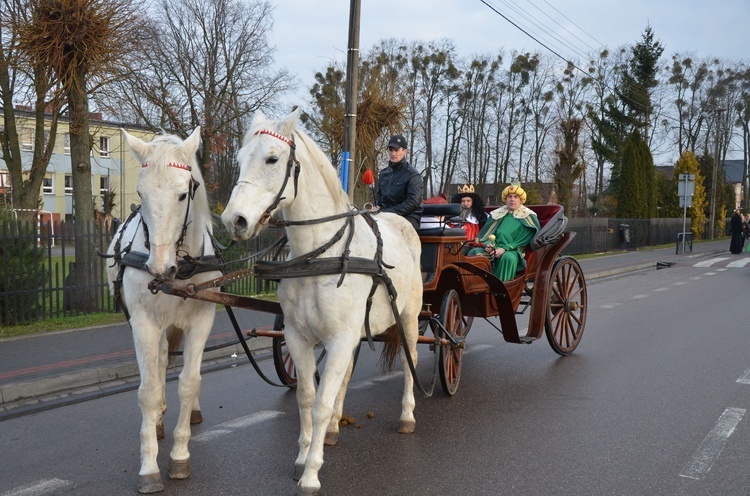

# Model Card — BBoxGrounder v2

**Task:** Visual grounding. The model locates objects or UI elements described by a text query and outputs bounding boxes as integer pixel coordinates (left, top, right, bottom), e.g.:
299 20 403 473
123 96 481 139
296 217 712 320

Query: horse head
222 108 300 241
123 127 204 281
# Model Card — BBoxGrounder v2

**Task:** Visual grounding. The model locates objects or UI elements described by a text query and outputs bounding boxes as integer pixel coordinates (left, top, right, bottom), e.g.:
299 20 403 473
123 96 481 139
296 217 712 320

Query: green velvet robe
468 205 540 281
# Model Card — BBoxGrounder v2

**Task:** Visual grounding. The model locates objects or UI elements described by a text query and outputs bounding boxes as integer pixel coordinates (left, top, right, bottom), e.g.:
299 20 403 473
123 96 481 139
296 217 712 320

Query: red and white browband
141 162 192 171
255 129 294 147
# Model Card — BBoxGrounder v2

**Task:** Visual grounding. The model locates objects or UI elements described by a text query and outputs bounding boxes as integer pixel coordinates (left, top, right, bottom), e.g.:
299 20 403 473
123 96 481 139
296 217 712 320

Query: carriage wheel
438 289 467 396
544 257 587 356
272 314 357 386
271 314 298 386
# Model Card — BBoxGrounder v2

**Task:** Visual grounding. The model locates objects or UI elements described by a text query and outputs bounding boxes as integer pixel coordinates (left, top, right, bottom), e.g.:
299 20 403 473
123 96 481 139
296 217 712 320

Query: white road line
717 268 728 272
690 276 702 280
1 479 74 496
727 258 750 267
703 272 717 276
736 368 750 384
672 281 688 285
598 303 623 309
192 410 284 442
653 287 669 292
679 407 745 480
694 257 730 267
632 294 649 300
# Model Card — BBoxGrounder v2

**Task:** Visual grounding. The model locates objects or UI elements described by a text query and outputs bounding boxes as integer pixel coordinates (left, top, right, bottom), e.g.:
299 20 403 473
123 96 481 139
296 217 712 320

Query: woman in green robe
468 183 540 281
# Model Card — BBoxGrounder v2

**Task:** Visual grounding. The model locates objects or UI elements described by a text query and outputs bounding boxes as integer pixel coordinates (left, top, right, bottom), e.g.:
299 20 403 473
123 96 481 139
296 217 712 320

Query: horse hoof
168 458 190 480
156 423 165 440
397 420 416 434
324 431 339 446
293 463 305 481
296 483 322 495
138 473 164 494
190 410 203 425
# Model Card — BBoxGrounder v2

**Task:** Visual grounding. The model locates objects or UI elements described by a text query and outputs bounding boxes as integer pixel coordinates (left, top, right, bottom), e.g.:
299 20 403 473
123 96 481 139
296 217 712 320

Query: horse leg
397 313 419 434
298 334 359 495
131 317 166 494
284 332 317 482
166 326 203 425
324 355 354 446
169 313 212 480
156 332 170 441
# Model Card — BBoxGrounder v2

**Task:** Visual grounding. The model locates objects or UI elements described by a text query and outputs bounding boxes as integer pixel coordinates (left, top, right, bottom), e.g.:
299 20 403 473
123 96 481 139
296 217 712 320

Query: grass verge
0 312 128 339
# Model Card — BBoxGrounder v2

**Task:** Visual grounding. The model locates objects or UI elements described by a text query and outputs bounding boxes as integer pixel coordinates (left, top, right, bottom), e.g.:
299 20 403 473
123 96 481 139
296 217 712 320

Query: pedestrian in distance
374 134 423 231
729 208 744 254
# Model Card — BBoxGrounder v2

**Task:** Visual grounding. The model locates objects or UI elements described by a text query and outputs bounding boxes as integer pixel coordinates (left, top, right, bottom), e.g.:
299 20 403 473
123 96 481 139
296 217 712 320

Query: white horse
105 128 221 494
222 109 423 494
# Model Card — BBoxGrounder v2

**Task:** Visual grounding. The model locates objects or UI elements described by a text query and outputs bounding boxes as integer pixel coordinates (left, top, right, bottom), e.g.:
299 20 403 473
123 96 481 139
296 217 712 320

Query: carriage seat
417 203 467 237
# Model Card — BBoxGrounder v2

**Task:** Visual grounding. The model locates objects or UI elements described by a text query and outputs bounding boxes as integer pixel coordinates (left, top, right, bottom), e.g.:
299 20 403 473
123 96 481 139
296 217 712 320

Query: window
0 172 10 193
63 134 70 154
99 176 109 196
21 129 33 152
42 175 53 194
99 136 110 157
64 174 73 195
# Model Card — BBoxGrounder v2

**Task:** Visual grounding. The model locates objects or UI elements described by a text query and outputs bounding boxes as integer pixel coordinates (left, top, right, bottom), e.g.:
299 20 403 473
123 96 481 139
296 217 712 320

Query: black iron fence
0 216 718 326
0 219 285 326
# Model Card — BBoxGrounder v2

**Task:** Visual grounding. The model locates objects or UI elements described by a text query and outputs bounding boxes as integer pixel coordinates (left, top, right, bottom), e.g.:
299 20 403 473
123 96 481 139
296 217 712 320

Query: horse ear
251 110 267 127
183 127 201 156
121 128 150 162
277 107 300 137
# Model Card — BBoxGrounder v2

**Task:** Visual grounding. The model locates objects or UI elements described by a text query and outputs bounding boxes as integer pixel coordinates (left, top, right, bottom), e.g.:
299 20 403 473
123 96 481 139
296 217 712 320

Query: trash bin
618 223 630 249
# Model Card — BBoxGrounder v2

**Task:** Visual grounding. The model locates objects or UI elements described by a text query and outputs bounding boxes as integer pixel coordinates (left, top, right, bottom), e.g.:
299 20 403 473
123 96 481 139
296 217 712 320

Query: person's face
388 146 407 163
460 197 473 209
505 193 522 211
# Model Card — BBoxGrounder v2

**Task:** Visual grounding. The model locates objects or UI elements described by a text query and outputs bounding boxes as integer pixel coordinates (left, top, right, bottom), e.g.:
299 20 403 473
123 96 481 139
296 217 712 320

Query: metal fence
0 215 709 326
0 219 284 326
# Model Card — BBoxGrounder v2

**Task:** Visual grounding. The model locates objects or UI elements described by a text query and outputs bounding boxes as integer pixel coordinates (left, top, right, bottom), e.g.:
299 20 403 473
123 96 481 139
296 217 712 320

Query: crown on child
457 184 475 194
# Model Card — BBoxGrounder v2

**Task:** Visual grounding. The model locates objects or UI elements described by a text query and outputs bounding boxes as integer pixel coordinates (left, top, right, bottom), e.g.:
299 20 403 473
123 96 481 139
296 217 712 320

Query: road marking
703 272 716 276
1 479 74 496
727 258 750 267
672 281 688 285
192 410 284 442
679 407 745 480
653 287 669 292
690 276 702 280
632 294 649 300
598 303 623 309
694 257 730 267
717 268 728 272
735 368 750 384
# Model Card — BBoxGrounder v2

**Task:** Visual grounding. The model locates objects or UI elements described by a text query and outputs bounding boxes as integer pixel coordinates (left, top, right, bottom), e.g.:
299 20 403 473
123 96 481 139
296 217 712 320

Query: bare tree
0 0 64 215
103 0 295 205
18 0 143 310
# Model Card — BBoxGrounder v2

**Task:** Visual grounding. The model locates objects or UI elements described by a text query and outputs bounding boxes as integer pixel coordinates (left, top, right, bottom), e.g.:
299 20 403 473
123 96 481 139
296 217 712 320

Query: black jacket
376 158 423 226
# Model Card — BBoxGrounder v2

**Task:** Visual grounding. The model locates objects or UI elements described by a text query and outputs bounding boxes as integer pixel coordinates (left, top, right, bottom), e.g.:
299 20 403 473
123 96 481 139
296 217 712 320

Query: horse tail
378 323 402 372
167 326 184 368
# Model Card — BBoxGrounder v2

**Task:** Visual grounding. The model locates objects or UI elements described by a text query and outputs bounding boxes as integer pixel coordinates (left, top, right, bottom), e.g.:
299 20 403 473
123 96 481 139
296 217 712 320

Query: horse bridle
237 129 301 227
139 161 201 251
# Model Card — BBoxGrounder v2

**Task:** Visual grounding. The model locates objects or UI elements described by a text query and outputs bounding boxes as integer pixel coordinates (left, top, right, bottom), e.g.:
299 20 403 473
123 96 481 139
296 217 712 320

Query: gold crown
457 184 475 194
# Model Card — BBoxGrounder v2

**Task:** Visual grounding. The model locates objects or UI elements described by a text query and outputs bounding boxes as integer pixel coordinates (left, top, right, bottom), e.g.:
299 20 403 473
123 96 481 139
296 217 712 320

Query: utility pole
341 0 361 199
709 108 723 240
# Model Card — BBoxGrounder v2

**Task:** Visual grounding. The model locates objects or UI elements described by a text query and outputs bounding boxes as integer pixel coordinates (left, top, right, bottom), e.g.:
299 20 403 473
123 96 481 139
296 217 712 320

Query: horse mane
146 133 213 233
245 117 350 209
292 129 351 208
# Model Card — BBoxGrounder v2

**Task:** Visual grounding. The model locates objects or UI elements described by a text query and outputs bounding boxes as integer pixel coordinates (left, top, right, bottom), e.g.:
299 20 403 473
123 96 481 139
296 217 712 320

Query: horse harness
98 161 223 320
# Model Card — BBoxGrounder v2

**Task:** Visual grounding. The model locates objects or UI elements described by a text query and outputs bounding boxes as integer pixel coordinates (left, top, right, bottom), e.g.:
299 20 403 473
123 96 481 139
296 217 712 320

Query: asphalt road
2 254 750 495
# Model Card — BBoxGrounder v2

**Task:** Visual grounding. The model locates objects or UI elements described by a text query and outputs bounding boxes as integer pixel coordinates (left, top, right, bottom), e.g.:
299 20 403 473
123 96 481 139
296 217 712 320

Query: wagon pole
341 0 361 199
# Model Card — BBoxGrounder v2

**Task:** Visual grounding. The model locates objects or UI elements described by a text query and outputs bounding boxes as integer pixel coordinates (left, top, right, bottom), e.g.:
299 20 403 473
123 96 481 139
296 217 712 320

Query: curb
0 337 272 414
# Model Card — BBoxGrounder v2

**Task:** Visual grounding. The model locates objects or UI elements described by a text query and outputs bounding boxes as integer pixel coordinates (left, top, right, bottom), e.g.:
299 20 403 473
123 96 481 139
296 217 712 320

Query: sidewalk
0 238 730 418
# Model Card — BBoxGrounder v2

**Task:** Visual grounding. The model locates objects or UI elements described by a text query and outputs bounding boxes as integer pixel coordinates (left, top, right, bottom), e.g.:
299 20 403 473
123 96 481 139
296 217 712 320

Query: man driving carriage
468 182 540 281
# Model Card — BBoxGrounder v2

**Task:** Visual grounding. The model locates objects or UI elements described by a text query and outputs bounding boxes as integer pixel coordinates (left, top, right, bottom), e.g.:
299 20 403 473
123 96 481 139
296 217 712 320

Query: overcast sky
272 0 750 108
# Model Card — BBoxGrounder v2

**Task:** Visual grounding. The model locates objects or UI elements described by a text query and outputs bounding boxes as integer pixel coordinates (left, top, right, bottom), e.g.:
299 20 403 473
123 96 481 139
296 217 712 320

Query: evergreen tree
617 132 642 217
672 151 707 240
